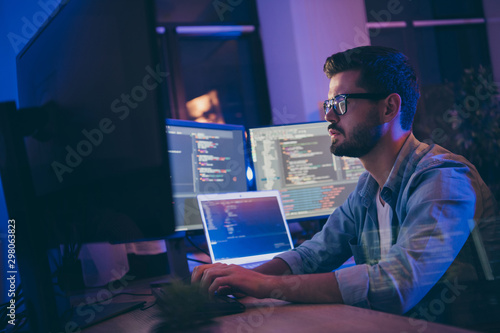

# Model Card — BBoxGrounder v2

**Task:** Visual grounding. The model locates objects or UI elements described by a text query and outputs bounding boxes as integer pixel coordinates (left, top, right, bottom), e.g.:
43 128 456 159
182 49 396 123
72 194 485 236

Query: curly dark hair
323 46 420 131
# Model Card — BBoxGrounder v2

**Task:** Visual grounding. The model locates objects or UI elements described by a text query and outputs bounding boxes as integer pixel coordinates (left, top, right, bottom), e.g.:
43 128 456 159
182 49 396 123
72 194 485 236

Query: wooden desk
83 295 477 333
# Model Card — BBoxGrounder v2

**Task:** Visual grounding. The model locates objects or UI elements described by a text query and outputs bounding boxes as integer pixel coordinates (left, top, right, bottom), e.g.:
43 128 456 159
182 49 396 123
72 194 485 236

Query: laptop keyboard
240 261 267 269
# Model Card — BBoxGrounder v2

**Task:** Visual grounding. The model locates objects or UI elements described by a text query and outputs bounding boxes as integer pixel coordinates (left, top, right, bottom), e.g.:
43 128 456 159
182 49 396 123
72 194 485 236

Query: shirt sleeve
275 190 360 275
345 163 477 314
278 162 479 315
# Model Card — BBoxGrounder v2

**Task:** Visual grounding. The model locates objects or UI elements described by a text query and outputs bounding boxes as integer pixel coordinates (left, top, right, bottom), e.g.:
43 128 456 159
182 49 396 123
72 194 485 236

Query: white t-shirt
376 188 392 259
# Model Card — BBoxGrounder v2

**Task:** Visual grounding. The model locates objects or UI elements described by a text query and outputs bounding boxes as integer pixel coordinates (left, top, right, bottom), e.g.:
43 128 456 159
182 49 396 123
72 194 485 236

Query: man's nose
325 109 339 123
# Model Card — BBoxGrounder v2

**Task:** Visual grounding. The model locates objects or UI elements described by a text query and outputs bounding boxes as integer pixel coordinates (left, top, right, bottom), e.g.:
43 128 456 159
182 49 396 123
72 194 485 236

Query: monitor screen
249 121 365 221
15 0 176 245
166 119 249 231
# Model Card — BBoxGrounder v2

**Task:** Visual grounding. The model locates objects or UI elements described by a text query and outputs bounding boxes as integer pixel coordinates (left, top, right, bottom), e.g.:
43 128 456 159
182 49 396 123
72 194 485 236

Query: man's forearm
194 261 344 304
266 271 344 304
253 258 292 275
253 258 344 304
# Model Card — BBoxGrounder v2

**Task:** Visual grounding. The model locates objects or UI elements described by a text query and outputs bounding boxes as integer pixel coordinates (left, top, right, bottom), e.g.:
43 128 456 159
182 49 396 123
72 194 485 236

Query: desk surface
82 294 476 333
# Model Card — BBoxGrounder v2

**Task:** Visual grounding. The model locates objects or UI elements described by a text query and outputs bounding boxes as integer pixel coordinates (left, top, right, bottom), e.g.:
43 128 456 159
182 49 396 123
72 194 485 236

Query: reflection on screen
166 120 248 230
250 122 365 221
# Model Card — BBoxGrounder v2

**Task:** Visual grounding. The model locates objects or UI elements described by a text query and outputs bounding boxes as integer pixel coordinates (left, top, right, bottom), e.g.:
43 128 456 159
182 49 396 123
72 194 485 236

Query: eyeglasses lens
337 96 346 115
324 95 348 115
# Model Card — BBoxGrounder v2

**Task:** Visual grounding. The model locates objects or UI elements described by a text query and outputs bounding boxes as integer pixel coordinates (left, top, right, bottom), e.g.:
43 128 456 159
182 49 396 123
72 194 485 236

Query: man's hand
191 263 274 298
191 262 344 304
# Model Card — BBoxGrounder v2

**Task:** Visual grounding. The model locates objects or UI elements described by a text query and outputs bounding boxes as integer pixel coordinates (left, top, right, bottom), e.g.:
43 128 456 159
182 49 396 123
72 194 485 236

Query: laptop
197 190 294 269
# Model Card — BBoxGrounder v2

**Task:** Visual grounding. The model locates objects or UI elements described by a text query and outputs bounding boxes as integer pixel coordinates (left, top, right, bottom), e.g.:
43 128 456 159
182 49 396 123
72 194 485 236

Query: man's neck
360 131 411 189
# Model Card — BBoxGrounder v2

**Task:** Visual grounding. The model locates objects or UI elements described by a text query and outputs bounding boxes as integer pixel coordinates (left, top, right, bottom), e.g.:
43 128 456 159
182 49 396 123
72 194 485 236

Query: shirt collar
359 133 427 207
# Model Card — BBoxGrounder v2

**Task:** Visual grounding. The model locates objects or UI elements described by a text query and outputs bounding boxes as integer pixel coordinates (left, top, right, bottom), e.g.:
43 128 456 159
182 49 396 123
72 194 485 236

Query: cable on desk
141 300 158 311
187 257 210 265
57 289 156 327
118 292 153 297
185 234 210 257
84 292 153 306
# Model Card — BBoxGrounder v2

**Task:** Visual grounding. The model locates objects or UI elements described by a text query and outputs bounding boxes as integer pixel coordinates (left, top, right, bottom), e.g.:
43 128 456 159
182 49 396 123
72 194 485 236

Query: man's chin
330 143 364 158
330 144 344 157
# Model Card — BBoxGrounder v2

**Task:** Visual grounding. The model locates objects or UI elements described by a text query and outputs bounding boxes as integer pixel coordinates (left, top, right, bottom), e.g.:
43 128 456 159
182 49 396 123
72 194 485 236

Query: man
192 46 497 317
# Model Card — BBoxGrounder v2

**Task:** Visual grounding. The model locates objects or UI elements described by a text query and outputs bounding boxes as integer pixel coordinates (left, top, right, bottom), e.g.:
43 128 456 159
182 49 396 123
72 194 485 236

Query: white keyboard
240 261 268 269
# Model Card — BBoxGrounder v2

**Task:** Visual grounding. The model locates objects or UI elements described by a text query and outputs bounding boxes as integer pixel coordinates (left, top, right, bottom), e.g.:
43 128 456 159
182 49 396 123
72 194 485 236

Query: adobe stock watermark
180 140 247 223
233 274 309 333
340 0 406 62
177 103 299 227
7 0 70 54
51 64 168 183
271 105 298 125
212 0 244 22
423 72 499 146
50 270 136 333
404 277 467 333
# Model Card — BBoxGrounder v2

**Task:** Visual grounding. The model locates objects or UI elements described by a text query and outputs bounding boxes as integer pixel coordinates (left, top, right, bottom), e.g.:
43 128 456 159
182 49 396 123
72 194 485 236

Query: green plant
447 66 500 202
151 281 215 332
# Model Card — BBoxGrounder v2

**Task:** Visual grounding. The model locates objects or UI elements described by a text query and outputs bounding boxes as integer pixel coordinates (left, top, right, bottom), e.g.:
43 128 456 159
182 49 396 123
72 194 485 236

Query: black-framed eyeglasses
323 93 389 116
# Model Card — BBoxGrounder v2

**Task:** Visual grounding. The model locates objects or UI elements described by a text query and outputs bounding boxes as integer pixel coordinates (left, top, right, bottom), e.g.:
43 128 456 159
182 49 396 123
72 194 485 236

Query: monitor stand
148 232 192 288
165 232 191 280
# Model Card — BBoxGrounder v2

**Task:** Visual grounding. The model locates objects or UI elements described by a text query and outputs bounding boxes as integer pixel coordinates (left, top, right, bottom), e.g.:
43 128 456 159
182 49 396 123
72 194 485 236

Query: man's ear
382 93 401 123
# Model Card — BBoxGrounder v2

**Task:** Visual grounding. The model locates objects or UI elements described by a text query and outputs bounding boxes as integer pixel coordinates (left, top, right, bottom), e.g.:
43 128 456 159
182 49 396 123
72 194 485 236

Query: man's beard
329 112 383 158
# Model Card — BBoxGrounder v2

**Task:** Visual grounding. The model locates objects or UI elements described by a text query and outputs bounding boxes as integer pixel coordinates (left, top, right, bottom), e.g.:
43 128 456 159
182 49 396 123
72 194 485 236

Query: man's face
325 70 383 158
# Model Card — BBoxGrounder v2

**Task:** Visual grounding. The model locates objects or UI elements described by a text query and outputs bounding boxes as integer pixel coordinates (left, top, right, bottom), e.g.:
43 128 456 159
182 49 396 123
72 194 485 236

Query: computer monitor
166 119 249 231
6 1 176 331
249 121 365 221
15 0 175 245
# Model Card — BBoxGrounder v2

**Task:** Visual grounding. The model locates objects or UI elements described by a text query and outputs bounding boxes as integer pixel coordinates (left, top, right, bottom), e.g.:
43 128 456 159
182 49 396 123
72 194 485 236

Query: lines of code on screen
201 197 292 260
167 124 247 230
250 122 365 221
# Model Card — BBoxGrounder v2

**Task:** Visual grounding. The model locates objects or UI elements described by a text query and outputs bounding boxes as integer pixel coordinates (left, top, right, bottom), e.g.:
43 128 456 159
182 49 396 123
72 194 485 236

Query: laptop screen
197 191 294 265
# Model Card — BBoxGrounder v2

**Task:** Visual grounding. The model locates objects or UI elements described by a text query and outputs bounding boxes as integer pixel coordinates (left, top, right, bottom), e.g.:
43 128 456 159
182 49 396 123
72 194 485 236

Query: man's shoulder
413 142 476 174
404 141 493 208
381 136 485 206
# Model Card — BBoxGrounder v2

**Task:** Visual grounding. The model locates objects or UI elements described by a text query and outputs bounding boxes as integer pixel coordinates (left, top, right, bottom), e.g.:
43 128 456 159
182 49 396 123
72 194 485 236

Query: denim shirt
276 133 497 314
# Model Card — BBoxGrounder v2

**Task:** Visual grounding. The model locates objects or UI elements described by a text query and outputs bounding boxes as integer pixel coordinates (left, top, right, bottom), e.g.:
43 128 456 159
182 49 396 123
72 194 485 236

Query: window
155 0 271 128
364 0 499 202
